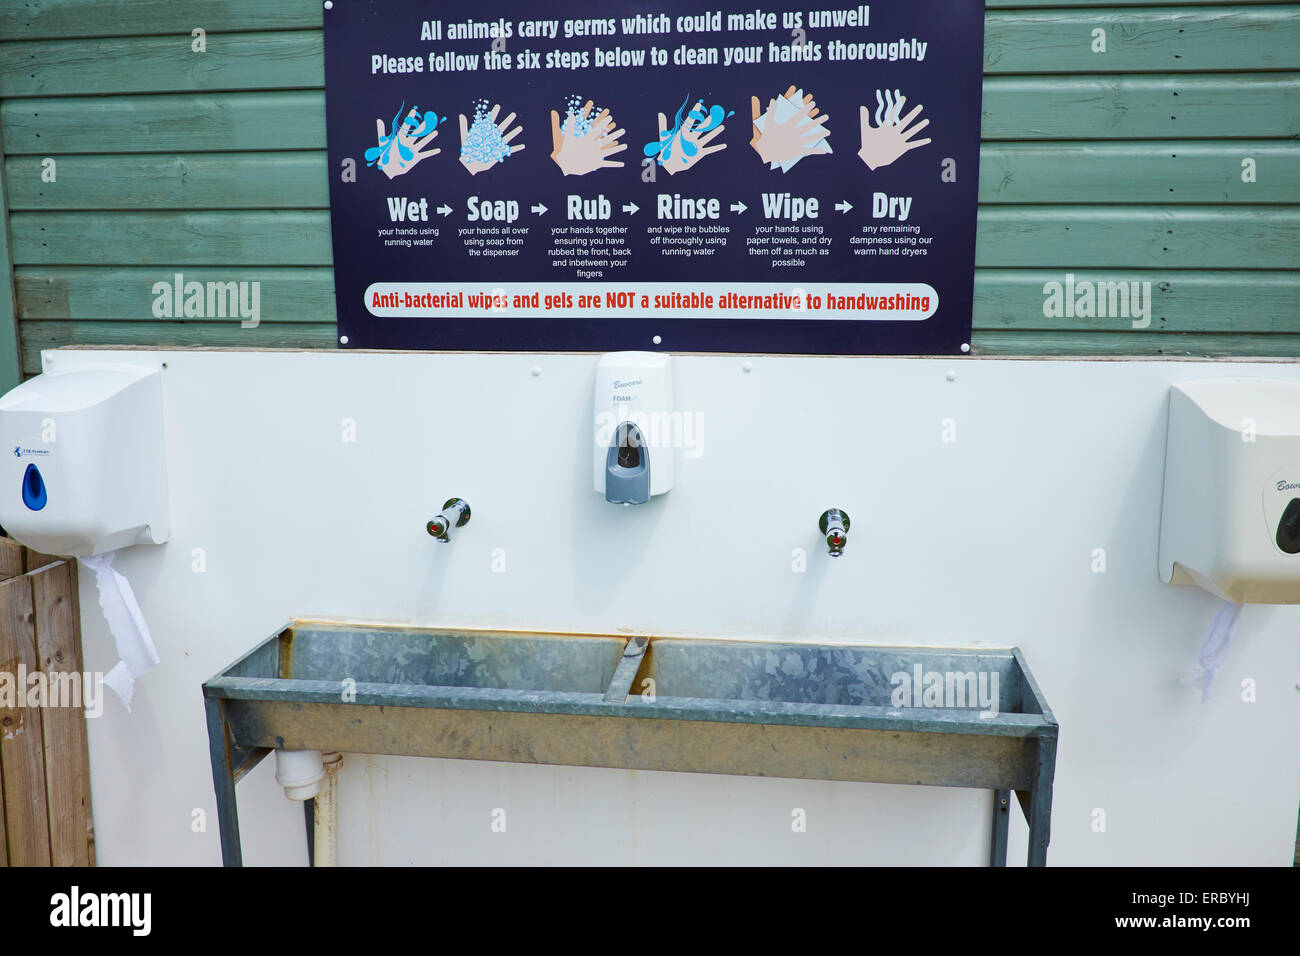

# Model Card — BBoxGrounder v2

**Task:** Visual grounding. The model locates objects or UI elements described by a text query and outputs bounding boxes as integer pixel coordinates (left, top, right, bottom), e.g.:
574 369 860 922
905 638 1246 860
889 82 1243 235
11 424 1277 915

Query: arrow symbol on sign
622 202 639 215
730 201 747 214
436 204 452 217
835 200 853 214
531 203 548 216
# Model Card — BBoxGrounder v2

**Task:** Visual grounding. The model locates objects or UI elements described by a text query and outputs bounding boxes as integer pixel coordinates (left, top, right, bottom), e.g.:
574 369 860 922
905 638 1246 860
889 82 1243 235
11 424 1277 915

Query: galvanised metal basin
223 622 628 694
204 623 1057 866
628 638 1030 711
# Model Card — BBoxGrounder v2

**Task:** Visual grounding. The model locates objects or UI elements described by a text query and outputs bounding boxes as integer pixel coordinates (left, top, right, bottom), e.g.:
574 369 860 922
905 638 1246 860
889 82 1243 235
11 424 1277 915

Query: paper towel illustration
857 89 931 171
459 100 525 175
749 86 831 172
550 96 628 176
644 94 730 175
365 102 444 179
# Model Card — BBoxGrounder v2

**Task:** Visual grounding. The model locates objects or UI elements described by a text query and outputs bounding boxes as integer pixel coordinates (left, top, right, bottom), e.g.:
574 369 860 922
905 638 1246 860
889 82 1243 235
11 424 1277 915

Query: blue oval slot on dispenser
22 463 47 511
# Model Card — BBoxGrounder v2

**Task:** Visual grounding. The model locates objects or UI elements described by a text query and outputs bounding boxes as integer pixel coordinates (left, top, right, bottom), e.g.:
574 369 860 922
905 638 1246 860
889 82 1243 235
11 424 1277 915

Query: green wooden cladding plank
5 75 1298 155
9 210 333 265
982 74 1300 139
6 142 1295 209
4 152 331 209
15 266 335 320
984 7 1300 74
0 31 324 98
973 269 1300 332
19 320 339 372
971 330 1300 355
14 266 1296 334
979 142 1298 203
15 322 1296 372
9 208 1297 269
976 206 1300 269
0 0 321 40
0 92 327 154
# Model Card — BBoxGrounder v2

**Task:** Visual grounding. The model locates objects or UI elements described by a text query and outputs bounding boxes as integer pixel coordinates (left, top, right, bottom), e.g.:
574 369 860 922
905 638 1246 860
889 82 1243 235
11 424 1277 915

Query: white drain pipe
274 749 342 866
313 752 343 867
275 749 325 800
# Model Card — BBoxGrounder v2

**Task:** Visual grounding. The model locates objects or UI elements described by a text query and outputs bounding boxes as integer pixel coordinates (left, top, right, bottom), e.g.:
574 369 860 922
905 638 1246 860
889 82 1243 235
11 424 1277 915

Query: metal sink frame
203 622 1058 866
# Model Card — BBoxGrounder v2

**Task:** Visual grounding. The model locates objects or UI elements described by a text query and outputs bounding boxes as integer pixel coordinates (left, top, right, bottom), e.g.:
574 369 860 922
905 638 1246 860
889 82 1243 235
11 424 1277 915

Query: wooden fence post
0 571 52 865
31 560 93 865
0 540 95 866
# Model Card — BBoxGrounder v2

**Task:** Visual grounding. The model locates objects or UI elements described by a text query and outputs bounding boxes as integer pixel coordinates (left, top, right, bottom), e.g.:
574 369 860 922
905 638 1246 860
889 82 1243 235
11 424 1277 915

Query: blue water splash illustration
644 94 732 167
365 102 444 168
461 98 513 164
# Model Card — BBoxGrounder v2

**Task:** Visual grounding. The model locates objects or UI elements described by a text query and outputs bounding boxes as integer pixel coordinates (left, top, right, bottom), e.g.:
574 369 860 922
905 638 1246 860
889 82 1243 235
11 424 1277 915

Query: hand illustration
459 103 525 176
858 94 930 171
750 86 830 168
656 100 727 176
368 106 441 180
550 100 627 176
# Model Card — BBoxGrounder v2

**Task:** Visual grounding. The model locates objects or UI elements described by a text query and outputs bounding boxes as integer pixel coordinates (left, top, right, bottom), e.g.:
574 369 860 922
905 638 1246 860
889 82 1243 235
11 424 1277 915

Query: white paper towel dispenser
0 363 169 556
1158 377 1300 604
593 352 674 504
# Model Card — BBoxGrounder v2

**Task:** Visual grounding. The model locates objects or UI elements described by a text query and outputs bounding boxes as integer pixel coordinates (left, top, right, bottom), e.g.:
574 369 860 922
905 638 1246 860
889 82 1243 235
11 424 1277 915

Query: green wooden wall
0 0 1296 386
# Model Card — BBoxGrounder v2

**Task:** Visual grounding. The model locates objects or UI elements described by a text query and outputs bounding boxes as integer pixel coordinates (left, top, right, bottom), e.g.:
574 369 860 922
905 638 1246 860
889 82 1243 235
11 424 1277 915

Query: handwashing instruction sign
323 0 983 354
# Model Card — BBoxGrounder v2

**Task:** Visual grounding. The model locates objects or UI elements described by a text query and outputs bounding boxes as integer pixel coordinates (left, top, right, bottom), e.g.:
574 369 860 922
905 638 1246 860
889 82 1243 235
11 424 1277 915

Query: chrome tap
819 508 850 557
427 498 471 542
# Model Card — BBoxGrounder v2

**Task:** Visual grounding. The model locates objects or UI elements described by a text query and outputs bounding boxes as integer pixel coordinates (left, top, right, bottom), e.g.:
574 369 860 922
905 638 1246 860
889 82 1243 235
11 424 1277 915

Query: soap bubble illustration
550 95 627 176
459 99 525 176
644 94 731 175
366 102 444 179
463 100 512 163
561 94 602 137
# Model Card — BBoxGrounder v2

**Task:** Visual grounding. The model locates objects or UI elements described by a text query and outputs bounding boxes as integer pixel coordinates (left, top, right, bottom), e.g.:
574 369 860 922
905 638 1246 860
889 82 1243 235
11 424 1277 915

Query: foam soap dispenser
593 352 674 505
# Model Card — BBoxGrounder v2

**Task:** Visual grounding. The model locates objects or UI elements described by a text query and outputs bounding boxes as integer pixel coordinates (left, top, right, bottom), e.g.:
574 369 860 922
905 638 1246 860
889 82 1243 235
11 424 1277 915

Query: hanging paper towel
78 552 160 711
1181 600 1244 703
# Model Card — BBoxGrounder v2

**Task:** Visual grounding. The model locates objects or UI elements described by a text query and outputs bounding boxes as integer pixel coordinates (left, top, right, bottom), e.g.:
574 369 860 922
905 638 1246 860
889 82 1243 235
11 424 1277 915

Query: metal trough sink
204 623 1057 866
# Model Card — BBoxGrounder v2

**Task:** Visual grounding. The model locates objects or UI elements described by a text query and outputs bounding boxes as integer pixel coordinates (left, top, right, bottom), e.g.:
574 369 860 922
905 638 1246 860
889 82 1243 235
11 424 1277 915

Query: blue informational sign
324 1 984 354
